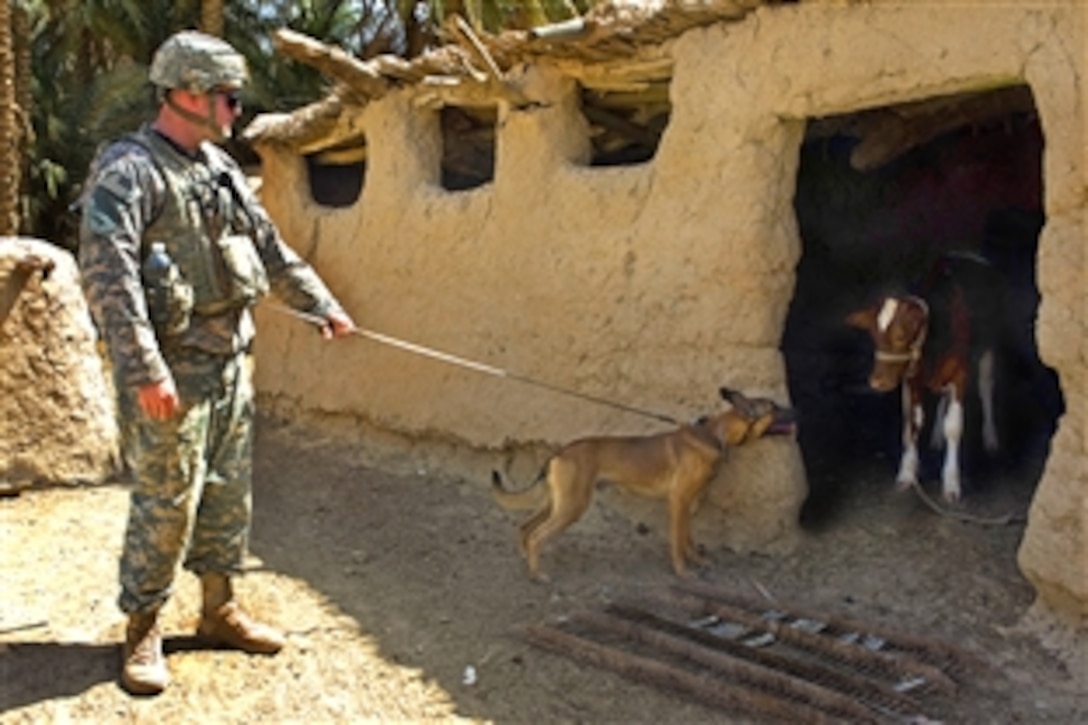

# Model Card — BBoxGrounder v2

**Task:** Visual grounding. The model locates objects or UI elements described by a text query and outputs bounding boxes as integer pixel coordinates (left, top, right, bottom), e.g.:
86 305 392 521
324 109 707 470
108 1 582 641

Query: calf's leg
896 383 923 490
978 349 999 454
940 384 964 502
930 394 949 450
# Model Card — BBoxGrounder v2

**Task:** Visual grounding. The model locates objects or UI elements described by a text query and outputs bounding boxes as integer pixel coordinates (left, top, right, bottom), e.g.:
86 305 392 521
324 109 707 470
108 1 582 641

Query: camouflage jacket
79 124 343 389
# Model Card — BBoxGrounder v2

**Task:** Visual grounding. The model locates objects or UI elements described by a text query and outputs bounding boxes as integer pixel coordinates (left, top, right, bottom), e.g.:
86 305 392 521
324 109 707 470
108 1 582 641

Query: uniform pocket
163 277 195 335
218 234 269 306
144 252 194 336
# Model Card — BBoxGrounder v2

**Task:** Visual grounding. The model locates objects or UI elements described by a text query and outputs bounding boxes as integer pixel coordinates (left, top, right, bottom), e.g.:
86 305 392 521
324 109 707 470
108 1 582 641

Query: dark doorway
782 86 1063 524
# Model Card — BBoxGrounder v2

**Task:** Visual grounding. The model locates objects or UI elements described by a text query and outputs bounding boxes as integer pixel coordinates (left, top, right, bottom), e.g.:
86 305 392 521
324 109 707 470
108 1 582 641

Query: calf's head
846 296 929 392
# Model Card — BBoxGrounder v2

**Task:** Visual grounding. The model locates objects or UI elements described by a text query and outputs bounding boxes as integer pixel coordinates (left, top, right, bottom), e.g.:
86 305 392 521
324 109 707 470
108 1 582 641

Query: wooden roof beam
273 28 391 99
849 85 1036 170
446 16 530 107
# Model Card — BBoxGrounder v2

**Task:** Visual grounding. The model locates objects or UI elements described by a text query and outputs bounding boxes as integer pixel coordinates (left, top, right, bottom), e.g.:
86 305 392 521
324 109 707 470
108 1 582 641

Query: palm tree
13 2 32 234
202 0 224 37
16 0 597 246
425 0 585 34
0 0 18 235
22 0 203 247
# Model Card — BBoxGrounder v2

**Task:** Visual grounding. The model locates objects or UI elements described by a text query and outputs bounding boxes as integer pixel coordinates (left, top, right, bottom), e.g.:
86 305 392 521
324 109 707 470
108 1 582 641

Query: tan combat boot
122 610 168 695
196 573 285 655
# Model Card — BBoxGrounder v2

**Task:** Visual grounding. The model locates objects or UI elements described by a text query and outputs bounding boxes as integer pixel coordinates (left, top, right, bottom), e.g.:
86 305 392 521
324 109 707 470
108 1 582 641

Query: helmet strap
164 90 228 143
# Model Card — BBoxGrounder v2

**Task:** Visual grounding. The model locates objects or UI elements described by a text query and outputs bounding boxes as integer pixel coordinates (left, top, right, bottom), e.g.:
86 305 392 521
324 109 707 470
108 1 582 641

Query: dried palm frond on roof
244 0 1037 175
243 92 348 152
484 0 767 65
244 1 778 153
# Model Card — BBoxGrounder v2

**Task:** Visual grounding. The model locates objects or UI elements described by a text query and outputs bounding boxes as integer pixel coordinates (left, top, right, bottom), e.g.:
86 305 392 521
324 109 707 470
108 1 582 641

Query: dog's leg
895 382 923 491
978 348 999 454
517 505 552 558
523 507 586 581
683 496 705 565
667 480 708 577
522 464 593 581
940 384 964 503
667 494 690 577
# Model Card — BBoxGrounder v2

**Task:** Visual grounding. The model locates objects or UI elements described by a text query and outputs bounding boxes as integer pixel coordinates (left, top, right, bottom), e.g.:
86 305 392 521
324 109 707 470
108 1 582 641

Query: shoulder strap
117 129 168 184
104 129 171 253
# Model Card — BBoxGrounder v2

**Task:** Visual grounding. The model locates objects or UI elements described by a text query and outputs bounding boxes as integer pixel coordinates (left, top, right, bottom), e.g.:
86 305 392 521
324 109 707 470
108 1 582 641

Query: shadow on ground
244 415 1082 723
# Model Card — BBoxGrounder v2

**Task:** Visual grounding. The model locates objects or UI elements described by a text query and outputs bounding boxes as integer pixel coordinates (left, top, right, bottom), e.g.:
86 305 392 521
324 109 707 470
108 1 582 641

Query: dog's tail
491 466 550 511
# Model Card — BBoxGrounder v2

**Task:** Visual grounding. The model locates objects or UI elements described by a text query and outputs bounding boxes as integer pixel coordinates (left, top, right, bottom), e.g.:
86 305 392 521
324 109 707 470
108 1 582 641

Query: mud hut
243 0 1085 627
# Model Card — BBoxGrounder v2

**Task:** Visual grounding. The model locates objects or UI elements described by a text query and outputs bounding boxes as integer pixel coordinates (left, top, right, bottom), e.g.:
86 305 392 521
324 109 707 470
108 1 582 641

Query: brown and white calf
846 253 1005 502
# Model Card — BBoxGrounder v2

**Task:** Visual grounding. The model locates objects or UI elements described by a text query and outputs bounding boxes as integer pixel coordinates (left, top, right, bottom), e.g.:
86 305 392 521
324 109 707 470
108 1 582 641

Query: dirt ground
2 413 1085 724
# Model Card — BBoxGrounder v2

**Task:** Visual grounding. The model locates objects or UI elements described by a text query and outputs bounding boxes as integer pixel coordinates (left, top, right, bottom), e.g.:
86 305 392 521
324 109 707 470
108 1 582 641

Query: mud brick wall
251 3 1086 623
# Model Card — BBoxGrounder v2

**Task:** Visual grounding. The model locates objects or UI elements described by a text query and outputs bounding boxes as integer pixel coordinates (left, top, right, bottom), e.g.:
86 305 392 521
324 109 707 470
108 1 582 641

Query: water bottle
142 242 174 330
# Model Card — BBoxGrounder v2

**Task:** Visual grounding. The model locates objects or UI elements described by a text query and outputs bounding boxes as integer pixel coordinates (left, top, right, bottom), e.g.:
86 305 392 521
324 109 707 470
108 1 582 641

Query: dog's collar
689 421 727 453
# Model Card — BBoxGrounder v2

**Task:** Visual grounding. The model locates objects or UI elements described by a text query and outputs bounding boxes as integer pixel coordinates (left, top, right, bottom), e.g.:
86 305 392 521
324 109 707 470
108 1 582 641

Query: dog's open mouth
768 411 797 436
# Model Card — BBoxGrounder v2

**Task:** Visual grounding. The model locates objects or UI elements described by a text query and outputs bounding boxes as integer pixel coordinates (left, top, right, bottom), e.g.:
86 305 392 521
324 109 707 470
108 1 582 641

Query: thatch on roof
243 0 1038 175
243 1 775 158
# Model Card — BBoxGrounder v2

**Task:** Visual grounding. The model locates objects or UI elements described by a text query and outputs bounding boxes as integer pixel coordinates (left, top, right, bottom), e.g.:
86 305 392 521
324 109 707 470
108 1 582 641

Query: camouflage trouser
116 349 256 615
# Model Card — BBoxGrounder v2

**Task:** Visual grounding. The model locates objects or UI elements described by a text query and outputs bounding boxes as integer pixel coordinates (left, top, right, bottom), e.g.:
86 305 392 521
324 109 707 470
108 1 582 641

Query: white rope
266 304 681 425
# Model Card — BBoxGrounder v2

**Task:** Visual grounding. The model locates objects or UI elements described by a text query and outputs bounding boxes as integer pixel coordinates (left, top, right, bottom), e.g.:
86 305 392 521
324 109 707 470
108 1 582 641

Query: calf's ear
845 307 875 331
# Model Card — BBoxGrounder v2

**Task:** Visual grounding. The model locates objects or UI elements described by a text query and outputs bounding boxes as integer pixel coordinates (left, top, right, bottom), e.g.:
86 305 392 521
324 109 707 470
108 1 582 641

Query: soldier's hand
321 310 357 340
137 378 180 420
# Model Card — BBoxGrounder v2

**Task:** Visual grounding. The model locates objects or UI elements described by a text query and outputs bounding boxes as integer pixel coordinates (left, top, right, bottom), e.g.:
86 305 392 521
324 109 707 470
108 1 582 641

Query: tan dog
492 387 796 579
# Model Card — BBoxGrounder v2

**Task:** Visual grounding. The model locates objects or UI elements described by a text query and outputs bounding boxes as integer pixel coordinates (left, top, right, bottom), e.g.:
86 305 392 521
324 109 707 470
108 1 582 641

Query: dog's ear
719 387 749 410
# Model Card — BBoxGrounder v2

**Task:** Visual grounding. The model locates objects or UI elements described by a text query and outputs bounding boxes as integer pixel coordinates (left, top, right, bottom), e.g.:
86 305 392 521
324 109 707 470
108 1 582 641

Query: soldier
78 30 356 695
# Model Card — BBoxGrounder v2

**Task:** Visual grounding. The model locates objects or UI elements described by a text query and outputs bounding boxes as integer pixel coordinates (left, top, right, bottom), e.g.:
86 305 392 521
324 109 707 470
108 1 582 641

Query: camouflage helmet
149 30 249 92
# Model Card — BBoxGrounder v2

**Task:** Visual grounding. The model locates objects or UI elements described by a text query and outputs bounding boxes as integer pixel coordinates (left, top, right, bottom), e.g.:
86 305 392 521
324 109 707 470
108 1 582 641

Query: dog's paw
684 548 709 568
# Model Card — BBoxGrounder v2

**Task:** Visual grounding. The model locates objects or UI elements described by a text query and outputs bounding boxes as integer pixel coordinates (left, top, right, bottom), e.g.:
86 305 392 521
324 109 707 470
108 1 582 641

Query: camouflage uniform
79 125 343 615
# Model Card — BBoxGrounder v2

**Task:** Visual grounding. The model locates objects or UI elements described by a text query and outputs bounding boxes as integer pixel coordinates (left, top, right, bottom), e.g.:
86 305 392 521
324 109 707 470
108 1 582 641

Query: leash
266 304 681 425
906 480 1025 526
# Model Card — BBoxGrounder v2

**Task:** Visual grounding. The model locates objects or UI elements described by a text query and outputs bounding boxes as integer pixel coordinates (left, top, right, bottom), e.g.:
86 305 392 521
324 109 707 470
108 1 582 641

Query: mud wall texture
251 3 1085 622
0 238 119 491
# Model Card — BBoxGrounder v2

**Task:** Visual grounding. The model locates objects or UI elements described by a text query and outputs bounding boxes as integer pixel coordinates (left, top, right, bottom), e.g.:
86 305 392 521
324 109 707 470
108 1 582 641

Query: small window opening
581 83 670 167
441 106 496 191
305 144 366 209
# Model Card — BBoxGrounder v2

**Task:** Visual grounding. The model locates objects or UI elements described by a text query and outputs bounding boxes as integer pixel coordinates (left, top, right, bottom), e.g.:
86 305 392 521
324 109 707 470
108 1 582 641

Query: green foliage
20 0 601 246
430 0 583 33
225 1 399 114
24 0 200 247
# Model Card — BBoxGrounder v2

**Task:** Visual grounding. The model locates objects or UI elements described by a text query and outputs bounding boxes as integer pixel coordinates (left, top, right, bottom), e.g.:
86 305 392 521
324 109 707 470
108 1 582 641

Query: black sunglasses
215 89 242 111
